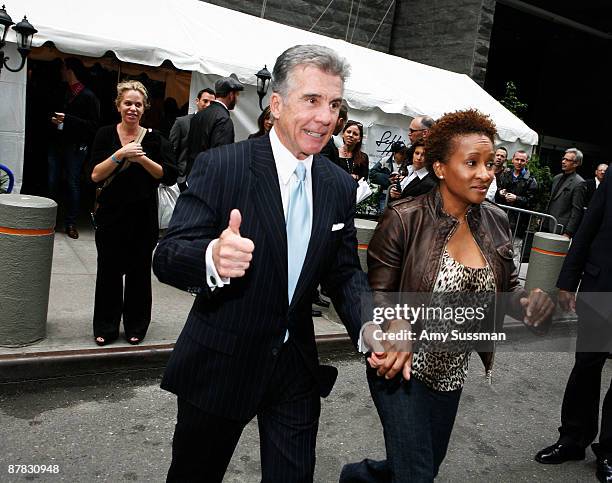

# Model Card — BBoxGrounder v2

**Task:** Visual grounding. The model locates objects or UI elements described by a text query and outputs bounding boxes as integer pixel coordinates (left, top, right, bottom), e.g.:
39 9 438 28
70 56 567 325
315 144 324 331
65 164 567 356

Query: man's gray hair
271 44 350 98
418 115 435 129
566 147 584 166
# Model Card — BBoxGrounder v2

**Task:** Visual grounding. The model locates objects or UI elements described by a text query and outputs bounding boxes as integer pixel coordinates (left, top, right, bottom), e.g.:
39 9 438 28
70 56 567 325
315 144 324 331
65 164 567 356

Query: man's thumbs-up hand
212 209 255 278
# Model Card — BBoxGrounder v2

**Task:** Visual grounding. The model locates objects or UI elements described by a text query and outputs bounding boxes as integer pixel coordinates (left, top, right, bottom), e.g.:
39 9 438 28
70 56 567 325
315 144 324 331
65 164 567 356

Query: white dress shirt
485 176 497 202
205 126 314 289
400 165 429 190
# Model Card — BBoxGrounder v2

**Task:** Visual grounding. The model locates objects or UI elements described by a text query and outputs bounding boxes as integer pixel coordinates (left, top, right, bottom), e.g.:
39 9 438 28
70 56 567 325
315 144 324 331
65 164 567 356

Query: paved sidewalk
0 224 573 382
0 226 348 381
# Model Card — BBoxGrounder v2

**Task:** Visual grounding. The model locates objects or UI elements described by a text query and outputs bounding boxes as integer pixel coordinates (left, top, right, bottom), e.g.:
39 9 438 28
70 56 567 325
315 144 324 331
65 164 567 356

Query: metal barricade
495 204 562 279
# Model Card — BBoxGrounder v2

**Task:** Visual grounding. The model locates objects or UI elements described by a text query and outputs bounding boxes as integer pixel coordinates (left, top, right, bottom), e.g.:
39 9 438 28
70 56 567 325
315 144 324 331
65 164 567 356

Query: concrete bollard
355 218 378 272
0 194 57 347
524 231 570 296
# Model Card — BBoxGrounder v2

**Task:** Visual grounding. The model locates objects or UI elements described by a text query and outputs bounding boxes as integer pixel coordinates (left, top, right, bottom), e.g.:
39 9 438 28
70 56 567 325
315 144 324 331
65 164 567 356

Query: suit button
271 347 279 356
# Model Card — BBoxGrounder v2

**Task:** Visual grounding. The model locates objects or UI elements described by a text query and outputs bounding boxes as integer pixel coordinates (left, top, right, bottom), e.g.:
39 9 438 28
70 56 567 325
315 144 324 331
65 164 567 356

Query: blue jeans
48 142 88 226
340 367 462 483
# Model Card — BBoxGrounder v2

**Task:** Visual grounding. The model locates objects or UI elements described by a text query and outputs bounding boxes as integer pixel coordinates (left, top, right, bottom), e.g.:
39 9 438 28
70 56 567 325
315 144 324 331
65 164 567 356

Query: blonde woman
90 81 177 346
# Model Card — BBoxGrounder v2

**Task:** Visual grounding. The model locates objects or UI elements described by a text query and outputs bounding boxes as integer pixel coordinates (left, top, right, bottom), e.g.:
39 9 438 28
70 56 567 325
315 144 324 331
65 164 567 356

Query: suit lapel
552 175 566 200
289 154 334 310
401 175 423 197
250 137 288 293
558 173 578 200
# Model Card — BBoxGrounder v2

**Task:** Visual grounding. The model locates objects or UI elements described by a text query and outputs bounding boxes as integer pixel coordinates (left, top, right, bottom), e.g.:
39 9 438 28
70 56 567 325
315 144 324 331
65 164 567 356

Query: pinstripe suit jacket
153 134 369 420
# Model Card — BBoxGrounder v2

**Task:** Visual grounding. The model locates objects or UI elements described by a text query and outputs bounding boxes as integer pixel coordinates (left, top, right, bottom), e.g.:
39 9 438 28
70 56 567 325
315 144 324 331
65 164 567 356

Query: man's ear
269 92 282 120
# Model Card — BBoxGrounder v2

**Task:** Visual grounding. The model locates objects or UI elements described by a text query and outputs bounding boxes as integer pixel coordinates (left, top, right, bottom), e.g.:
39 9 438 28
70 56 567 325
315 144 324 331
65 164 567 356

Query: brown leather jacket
368 188 527 374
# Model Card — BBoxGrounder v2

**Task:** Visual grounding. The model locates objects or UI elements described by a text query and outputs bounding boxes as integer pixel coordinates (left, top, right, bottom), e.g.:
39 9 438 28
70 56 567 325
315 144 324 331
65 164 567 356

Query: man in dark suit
584 163 609 207
535 167 612 482
546 148 586 237
153 45 410 483
169 88 215 191
185 75 243 176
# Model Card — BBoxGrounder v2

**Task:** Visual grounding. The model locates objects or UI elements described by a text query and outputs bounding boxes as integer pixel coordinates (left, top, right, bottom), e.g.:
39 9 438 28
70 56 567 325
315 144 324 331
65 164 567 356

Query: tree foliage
500 81 528 120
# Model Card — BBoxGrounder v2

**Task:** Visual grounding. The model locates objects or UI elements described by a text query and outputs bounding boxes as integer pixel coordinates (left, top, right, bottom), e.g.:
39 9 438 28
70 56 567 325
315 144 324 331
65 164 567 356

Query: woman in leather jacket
341 109 554 482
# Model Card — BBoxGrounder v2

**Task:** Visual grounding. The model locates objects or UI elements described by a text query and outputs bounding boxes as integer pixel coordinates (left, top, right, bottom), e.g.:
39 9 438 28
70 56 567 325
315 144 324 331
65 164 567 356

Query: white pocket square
331 223 344 231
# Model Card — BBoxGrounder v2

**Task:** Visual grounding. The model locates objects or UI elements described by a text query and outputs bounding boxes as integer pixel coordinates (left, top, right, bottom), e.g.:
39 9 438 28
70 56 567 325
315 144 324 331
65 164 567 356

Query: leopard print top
412 249 496 392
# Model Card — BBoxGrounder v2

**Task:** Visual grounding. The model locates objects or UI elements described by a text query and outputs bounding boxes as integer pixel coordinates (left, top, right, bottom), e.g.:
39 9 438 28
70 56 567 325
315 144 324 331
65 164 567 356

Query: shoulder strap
134 126 147 144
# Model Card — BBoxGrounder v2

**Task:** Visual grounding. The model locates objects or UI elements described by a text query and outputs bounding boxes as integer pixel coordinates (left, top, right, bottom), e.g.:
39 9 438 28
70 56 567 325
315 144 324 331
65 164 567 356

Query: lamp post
0 5 37 76
255 65 271 111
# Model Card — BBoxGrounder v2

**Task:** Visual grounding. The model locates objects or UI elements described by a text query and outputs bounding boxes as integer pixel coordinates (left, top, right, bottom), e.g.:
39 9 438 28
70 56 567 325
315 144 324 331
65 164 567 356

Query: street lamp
255 65 271 111
0 5 37 75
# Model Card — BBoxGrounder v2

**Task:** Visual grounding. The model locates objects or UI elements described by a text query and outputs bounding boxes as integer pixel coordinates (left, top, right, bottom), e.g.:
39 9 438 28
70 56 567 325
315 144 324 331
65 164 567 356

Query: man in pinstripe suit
154 45 411 482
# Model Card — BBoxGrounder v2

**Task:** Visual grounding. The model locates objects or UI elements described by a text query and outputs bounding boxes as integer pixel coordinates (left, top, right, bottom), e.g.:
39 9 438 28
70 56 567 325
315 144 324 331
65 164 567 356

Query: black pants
93 217 156 341
559 351 612 455
559 294 612 458
340 367 462 483
167 341 321 483
559 300 612 456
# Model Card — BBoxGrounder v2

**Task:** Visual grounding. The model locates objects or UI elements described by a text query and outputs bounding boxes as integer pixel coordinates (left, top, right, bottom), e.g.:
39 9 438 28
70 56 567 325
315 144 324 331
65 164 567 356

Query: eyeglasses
561 157 576 162
347 120 363 127
409 128 426 134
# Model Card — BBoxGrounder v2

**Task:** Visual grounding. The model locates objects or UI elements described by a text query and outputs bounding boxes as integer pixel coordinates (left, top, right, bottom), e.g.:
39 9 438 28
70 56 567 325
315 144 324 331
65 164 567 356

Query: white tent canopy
15 0 536 146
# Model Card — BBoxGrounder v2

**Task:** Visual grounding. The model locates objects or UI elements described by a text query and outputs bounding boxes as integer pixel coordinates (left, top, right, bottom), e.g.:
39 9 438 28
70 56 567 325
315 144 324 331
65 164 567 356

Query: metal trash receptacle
355 218 378 272
524 231 570 295
0 194 57 347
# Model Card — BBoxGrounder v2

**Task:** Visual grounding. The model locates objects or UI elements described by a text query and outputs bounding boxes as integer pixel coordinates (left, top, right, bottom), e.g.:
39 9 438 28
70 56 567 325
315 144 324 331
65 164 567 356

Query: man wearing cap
369 141 408 214
186 75 244 176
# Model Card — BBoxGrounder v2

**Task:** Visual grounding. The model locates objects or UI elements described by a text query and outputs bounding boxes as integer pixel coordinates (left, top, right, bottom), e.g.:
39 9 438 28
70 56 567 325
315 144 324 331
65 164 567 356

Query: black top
91 125 177 230
338 152 369 181
52 86 100 146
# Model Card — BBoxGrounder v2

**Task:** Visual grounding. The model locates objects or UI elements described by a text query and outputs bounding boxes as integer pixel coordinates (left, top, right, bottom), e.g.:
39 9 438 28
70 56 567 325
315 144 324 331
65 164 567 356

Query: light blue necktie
286 162 312 304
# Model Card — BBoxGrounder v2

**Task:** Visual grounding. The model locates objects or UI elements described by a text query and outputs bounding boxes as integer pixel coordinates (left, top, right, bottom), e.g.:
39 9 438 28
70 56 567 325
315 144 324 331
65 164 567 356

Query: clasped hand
212 209 255 278
520 288 555 328
557 289 576 312
362 319 413 380
118 142 146 163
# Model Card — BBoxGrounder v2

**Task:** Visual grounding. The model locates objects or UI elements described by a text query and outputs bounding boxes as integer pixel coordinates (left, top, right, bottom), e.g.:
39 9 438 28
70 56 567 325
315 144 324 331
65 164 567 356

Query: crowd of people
36 47 611 483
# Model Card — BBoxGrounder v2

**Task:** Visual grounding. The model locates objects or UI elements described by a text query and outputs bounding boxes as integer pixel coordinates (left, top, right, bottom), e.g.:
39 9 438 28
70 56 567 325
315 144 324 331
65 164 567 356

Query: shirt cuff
358 321 380 353
205 239 230 290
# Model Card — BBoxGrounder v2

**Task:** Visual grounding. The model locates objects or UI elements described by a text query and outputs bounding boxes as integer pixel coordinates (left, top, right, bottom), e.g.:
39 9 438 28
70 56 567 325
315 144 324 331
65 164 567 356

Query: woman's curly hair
424 109 497 176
